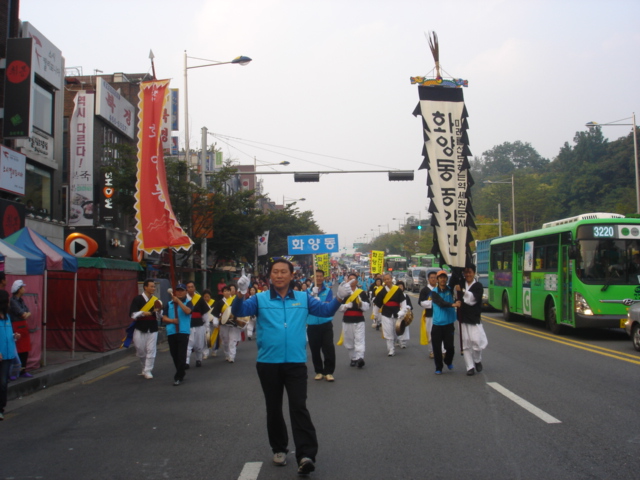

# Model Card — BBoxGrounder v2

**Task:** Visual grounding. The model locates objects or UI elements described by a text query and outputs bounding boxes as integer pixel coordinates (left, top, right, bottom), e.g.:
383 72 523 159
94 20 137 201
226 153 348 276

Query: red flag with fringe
134 80 193 253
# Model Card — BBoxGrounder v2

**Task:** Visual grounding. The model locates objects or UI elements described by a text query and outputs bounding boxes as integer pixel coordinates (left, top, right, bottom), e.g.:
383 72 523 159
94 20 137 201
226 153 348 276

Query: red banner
134 80 193 253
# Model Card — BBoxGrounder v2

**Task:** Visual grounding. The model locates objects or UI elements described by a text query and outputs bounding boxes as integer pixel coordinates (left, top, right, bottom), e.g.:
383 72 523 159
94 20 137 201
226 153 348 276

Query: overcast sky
21 0 640 253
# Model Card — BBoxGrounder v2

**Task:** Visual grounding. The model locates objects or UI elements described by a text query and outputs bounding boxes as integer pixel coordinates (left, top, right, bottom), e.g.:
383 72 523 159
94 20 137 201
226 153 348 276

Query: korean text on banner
315 254 329 277
69 91 94 226
413 87 474 268
134 80 193 253
370 250 384 275
287 234 339 255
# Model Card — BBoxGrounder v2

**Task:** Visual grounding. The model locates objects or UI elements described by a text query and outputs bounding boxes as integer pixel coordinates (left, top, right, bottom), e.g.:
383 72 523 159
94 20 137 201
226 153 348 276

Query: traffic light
410 225 423 230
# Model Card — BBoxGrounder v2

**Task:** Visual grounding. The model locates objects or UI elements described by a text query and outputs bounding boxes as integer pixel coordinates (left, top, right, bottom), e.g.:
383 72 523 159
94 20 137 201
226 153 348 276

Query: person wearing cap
232 259 354 476
9 280 32 378
372 273 408 357
455 265 488 376
430 270 460 374
129 279 162 379
162 283 193 386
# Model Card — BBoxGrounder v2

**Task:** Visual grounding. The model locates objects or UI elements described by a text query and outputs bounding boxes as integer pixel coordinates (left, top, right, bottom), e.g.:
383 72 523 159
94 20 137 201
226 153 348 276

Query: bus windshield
577 238 640 285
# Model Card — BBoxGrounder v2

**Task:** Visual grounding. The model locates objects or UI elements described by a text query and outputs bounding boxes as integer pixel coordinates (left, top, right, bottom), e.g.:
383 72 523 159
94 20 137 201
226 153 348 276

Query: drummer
372 273 407 357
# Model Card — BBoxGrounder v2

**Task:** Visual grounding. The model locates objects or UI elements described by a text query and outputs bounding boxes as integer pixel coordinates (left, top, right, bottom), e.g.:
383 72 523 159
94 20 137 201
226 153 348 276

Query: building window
101 126 121 167
25 162 52 215
32 80 54 135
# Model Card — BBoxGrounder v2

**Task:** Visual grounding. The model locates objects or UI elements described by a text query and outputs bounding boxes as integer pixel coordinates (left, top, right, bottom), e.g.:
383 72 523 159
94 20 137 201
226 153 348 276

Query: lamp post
586 114 639 213
183 51 252 288
283 196 305 205
392 217 403 231
484 175 516 234
378 224 390 233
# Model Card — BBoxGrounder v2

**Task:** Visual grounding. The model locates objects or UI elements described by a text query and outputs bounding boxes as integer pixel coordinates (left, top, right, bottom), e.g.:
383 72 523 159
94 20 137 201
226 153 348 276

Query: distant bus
384 254 408 273
418 254 450 271
410 253 428 266
488 213 640 334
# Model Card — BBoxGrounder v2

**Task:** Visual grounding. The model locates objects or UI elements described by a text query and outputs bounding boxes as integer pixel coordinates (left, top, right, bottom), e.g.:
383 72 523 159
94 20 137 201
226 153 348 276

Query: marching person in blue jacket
233 259 354 476
430 270 461 375
307 269 337 382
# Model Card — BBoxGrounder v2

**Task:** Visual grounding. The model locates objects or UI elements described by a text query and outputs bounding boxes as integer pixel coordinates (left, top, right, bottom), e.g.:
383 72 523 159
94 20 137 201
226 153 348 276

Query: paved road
2 295 639 480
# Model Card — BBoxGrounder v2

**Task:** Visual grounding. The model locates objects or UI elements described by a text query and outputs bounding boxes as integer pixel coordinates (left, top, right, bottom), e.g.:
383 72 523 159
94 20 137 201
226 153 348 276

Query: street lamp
586 114 639 213
378 224 390 233
484 175 516 234
283 196 305 205
183 51 252 287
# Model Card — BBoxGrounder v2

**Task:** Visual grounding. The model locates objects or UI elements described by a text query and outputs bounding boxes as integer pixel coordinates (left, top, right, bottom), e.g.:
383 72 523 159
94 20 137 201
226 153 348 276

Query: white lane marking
487 382 562 424
238 462 263 480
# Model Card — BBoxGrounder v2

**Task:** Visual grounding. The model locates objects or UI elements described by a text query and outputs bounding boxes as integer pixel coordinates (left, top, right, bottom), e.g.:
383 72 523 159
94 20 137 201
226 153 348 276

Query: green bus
410 253 428 266
384 254 408 273
488 213 640 334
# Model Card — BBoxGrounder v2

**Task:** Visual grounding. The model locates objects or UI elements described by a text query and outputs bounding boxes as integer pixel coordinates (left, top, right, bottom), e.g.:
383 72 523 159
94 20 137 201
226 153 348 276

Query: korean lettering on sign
287 234 339 255
370 250 384 275
315 254 329 277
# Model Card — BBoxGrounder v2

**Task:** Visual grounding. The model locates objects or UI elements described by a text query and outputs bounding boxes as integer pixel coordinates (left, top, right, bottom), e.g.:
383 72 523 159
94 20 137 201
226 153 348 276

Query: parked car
406 267 427 292
624 301 640 352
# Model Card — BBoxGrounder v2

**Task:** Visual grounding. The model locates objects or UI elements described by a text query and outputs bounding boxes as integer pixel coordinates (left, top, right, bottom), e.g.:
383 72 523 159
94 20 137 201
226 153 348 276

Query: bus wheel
632 323 640 352
545 300 563 335
502 293 514 322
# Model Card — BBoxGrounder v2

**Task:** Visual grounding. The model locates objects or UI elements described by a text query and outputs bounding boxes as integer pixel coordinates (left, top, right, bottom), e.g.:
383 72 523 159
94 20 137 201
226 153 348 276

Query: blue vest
165 300 192 335
306 286 333 325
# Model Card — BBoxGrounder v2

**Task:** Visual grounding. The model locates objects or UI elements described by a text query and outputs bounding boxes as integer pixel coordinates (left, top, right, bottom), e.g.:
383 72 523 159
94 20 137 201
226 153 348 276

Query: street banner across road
287 234 338 255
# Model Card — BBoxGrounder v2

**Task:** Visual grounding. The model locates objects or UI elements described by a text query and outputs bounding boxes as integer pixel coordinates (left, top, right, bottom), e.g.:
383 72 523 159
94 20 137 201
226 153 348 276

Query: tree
479 140 550 177
259 204 323 266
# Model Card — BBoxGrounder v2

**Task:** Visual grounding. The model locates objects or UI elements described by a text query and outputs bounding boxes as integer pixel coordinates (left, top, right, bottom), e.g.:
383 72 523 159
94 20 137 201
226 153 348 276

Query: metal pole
511 174 516 234
183 50 189 166
498 203 502 237
633 112 639 213
201 127 207 289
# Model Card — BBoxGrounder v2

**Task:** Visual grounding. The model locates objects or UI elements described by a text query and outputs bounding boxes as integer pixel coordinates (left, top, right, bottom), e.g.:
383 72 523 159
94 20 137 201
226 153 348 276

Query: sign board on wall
0 145 27 195
69 91 95 226
3 38 34 138
96 78 135 139
22 22 64 90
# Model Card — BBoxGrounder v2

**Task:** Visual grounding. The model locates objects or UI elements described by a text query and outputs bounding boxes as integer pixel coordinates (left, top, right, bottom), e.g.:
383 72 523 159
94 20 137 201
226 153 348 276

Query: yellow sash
220 295 234 313
207 298 215 308
420 309 429 345
382 286 399 305
338 289 364 345
192 293 202 305
345 289 363 305
141 295 158 312
374 285 384 296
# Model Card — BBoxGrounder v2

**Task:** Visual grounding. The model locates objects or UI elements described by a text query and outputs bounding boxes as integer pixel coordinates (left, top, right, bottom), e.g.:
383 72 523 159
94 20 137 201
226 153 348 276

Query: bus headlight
575 292 593 315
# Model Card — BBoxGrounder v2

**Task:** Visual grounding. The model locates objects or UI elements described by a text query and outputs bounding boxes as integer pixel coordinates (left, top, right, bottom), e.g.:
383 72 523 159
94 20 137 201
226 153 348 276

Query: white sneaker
273 452 287 466
144 371 153 379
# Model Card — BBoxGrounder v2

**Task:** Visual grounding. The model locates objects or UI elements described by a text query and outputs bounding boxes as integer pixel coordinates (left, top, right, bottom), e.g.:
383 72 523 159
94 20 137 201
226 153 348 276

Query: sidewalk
7 330 167 401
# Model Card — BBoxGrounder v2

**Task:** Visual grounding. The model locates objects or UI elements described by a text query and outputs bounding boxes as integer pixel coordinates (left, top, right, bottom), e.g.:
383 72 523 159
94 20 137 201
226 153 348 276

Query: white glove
237 268 251 295
337 279 354 301
339 303 349 312
397 309 406 321
312 286 319 295
420 300 432 309
344 302 353 309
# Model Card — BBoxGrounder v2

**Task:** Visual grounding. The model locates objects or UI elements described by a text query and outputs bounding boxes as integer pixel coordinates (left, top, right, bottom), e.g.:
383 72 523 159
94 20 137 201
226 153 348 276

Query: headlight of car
574 292 593 315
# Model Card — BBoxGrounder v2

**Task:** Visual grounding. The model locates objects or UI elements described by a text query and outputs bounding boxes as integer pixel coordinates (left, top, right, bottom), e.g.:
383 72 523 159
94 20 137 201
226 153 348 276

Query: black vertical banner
3 38 33 138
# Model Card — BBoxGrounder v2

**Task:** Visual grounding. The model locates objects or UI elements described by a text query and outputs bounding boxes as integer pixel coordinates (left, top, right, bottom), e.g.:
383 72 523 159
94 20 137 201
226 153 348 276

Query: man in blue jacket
307 269 337 382
430 270 461 375
233 260 354 476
